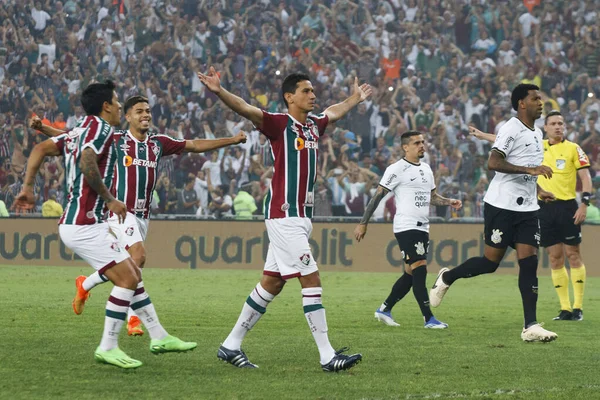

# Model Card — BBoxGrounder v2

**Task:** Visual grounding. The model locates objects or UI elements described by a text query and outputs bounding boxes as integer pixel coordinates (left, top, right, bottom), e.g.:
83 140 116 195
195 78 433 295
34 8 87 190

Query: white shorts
263 217 318 280
59 223 130 273
108 212 149 249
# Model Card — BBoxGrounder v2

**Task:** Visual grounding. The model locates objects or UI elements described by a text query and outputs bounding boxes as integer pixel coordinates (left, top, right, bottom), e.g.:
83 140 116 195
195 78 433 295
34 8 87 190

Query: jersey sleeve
257 111 287 140
491 123 516 157
379 163 402 191
155 135 186 156
309 113 329 136
573 144 590 169
50 133 69 155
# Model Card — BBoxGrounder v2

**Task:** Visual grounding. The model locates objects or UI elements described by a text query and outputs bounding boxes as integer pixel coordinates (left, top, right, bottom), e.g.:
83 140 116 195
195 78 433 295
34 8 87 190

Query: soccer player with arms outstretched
16 81 194 368
33 95 247 336
429 84 559 342
354 130 462 329
469 110 592 321
198 67 371 371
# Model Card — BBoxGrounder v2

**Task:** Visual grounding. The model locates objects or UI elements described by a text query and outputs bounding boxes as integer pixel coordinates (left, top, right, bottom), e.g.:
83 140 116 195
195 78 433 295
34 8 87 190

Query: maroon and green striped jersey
52 115 116 225
112 130 186 219
258 111 329 219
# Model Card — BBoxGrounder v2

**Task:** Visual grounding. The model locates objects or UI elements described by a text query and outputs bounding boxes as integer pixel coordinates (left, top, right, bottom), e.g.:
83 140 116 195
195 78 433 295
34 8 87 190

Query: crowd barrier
1 217 599 276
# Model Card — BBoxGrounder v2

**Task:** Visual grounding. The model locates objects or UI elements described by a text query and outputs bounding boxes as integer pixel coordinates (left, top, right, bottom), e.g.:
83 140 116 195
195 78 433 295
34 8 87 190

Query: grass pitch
0 265 599 400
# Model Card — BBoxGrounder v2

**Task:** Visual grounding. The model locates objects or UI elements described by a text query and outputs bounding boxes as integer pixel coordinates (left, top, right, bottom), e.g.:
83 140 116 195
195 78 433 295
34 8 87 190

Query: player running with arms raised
16 81 195 368
198 66 371 372
33 95 247 335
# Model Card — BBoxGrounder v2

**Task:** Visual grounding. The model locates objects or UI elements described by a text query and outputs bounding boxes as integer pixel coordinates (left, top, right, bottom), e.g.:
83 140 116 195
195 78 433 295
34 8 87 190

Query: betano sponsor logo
123 155 157 168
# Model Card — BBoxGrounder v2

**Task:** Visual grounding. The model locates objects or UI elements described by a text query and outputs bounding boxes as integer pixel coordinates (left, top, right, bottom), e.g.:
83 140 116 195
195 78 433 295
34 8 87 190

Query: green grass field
1 265 599 400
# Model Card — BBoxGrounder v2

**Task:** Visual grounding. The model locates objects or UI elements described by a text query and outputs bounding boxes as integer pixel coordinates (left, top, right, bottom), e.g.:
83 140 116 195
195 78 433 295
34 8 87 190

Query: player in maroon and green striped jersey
16 81 197 369
34 95 247 335
198 67 372 371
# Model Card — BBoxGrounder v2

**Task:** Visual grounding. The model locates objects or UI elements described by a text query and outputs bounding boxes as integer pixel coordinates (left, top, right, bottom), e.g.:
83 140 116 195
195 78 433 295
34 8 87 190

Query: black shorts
394 230 429 265
483 203 540 249
538 199 582 247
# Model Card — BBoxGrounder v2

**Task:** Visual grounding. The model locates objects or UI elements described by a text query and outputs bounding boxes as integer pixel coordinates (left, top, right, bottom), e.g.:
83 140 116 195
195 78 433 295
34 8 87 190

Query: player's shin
130 281 167 339
302 287 336 365
83 271 108 291
99 286 134 351
381 273 413 312
518 255 538 328
551 266 571 311
411 266 433 321
443 256 499 285
571 264 586 310
222 283 274 351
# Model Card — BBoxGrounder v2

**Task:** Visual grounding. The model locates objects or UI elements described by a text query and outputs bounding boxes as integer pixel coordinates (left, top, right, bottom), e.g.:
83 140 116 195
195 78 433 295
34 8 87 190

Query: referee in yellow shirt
537 110 591 321
469 110 592 321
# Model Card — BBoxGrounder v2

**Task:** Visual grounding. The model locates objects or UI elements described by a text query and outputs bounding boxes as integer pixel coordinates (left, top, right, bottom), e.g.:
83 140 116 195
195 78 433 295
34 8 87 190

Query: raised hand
234 131 247 144
197 66 222 94
354 77 373 103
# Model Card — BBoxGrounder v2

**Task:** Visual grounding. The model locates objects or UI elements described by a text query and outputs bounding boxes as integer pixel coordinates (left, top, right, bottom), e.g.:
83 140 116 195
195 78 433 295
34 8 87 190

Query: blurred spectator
0 0 598 219
233 182 257 220
177 176 199 215
41 189 63 217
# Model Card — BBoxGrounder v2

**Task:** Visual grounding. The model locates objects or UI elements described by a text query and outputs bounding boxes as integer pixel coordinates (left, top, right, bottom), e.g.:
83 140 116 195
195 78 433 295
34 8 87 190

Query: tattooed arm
430 189 463 209
354 185 390 242
80 148 127 222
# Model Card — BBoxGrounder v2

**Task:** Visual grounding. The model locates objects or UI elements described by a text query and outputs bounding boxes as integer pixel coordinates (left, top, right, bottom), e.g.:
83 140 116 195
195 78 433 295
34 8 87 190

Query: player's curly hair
511 83 539 112
81 80 116 116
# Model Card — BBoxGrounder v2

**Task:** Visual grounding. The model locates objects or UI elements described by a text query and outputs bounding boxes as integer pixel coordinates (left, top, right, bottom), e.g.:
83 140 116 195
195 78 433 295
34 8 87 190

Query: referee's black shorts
538 199 582 247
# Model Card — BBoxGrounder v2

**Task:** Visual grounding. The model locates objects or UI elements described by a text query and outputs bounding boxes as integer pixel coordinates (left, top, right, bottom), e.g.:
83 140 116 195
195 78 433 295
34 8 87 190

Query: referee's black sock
518 255 538 328
411 266 433 321
383 273 412 312
443 256 499 285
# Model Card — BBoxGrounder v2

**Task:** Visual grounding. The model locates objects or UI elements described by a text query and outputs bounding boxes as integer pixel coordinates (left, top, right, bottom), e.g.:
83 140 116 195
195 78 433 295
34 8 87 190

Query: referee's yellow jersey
537 139 590 201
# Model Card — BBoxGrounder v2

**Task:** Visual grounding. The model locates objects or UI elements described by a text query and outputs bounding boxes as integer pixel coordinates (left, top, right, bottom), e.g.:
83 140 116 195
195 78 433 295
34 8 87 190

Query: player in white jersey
429 84 559 342
198 67 371 371
354 131 462 329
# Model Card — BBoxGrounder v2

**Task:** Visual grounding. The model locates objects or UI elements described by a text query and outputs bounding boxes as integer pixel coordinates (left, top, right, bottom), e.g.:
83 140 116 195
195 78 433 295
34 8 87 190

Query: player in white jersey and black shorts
354 131 462 329
198 67 371 372
429 84 559 342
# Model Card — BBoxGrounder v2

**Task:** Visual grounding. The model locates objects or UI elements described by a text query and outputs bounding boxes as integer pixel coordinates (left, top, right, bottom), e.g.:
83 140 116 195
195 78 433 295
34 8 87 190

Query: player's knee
481 257 500 274
566 251 582 267
518 255 538 272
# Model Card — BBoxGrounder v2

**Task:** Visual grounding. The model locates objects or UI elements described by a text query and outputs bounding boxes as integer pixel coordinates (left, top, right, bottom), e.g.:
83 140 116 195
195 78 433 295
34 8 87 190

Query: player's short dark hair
511 83 539 111
124 95 149 114
281 73 311 108
81 80 116 116
400 130 422 146
544 110 563 125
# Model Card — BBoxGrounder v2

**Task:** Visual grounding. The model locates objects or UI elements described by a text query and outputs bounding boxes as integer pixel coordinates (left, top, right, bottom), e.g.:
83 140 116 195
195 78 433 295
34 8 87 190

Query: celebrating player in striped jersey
198 67 372 372
34 95 247 335
16 81 196 369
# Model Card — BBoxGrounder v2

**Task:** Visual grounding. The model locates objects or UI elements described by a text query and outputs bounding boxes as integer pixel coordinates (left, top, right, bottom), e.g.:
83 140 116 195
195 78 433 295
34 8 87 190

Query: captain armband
581 192 591 206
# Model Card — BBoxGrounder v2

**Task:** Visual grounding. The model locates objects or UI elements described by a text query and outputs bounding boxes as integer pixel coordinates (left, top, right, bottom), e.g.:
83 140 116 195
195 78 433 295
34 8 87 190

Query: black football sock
382 273 413 312
518 255 538 328
443 256 499 285
411 266 433 321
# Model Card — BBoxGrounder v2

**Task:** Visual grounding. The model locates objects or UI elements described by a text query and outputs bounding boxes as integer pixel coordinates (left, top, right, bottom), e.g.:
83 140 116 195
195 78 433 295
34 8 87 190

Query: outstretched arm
324 77 373 123
31 116 66 137
183 131 247 153
197 66 263 128
468 125 496 143
353 184 389 242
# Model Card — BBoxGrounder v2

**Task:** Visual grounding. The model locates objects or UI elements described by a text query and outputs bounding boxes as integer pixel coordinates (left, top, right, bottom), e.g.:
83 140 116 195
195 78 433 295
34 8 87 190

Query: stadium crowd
2 0 600 221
